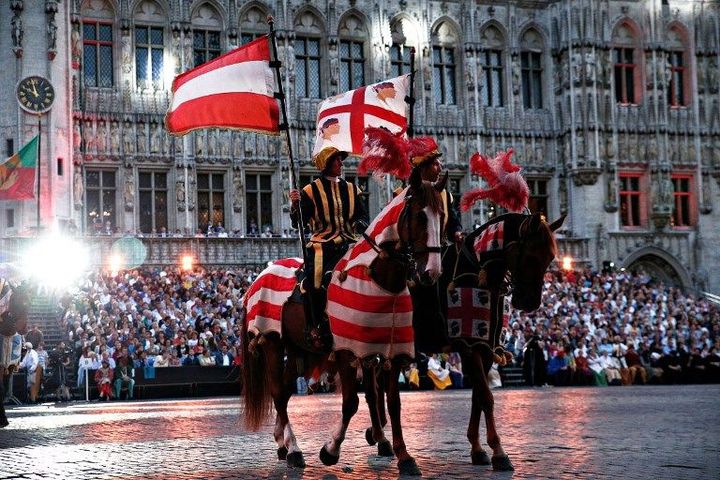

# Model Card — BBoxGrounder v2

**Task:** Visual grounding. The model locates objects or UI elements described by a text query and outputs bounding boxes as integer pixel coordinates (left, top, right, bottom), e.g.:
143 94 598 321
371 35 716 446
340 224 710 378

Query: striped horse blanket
243 257 303 337
327 189 415 360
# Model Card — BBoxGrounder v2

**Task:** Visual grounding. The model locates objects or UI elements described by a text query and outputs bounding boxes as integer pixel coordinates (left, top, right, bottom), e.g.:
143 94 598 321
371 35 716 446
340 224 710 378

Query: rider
289 146 368 346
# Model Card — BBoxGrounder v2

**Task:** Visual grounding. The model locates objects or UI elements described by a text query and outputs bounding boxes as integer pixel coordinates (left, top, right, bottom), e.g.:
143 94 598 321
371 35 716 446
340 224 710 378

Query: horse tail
241 308 272 431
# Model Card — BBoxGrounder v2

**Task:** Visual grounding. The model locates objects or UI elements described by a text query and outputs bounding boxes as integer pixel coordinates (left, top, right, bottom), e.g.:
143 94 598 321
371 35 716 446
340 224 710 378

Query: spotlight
562 256 573 271
181 255 194 271
109 254 123 275
22 233 90 290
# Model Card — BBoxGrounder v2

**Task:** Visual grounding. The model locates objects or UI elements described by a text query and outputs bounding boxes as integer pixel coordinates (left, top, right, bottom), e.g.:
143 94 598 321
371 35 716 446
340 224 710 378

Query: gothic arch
518 22 549 50
238 2 271 35
621 246 692 288
389 14 420 47
130 0 169 22
611 17 644 45
431 16 462 46
81 0 117 19
478 20 508 49
666 21 691 48
337 9 369 39
293 6 326 36
519 25 547 52
189 0 227 30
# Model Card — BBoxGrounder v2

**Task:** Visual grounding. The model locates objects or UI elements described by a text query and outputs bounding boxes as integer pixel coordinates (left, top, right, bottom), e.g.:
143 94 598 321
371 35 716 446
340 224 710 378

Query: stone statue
195 130 205 157
232 172 243 212
47 17 58 52
329 42 339 86
220 131 230 157
558 176 568 214
150 124 161 153
11 12 23 49
96 122 107 153
110 122 120 154
121 33 132 74
647 138 658 162
605 136 615 158
465 49 475 90
571 52 582 84
71 23 81 68
606 175 617 205
73 120 82 151
124 171 135 211
208 129 217 157
584 52 595 80
286 43 296 81
123 123 135 154
659 175 673 206
268 137 278 158
511 56 521 94
136 124 147 153
707 58 718 93
73 166 84 208
422 48 432 90
176 179 186 211
232 133 242 158
187 176 196 211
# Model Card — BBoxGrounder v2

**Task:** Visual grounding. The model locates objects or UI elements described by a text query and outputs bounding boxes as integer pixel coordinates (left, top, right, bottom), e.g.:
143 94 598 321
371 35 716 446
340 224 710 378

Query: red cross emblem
474 222 504 256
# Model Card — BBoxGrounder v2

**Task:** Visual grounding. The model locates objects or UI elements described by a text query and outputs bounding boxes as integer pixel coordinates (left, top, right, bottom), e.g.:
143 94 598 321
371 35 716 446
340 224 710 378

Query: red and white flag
312 75 410 159
165 36 280 136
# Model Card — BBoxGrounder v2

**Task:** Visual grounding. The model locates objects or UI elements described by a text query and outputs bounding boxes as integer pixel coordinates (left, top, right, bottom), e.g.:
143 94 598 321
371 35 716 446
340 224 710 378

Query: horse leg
273 414 288 460
363 366 393 457
476 351 513 471
0 372 8 428
386 361 421 476
467 350 491 466
319 352 360 466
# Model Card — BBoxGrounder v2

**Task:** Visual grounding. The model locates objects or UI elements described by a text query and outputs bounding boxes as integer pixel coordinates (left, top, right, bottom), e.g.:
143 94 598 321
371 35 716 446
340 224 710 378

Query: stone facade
0 0 718 292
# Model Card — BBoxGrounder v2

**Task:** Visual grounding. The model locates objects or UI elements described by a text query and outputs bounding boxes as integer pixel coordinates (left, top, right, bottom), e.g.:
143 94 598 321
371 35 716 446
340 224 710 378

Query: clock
16 76 55 114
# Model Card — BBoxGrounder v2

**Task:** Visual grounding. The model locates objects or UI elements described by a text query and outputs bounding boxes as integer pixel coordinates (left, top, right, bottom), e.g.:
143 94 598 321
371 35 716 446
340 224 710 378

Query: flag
312 75 410 161
165 36 280 136
0 136 38 201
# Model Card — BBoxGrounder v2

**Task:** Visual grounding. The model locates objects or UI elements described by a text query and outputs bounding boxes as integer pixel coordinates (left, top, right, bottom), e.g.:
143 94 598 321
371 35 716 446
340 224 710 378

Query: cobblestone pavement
0 384 718 479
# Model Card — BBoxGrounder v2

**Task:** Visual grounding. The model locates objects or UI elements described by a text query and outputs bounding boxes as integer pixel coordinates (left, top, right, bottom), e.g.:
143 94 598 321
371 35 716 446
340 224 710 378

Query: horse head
505 213 565 311
398 168 446 286
0 281 31 337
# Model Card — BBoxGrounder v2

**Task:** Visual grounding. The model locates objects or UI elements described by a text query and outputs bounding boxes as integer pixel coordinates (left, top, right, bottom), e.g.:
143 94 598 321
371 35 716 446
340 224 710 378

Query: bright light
22 234 90 290
562 256 573 271
109 254 123 275
181 255 194 271
163 56 177 89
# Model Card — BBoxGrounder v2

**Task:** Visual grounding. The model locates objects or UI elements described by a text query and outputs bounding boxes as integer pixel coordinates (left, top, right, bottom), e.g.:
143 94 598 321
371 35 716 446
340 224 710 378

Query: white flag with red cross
311 75 410 161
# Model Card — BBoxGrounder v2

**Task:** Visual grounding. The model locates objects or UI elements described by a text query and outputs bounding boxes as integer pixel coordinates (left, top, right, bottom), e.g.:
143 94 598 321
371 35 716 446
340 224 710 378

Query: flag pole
266 16 308 263
407 47 417 138
36 114 42 234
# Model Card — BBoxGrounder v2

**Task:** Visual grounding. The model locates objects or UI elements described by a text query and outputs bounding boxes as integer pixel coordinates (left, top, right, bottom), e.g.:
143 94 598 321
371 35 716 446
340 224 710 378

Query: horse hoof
471 450 491 465
277 446 288 461
365 427 377 446
377 440 394 457
286 451 306 469
491 454 514 471
319 445 340 466
397 458 422 476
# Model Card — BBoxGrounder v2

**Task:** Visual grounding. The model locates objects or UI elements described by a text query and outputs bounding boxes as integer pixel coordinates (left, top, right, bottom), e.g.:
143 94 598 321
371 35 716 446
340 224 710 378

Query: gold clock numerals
16 76 55 113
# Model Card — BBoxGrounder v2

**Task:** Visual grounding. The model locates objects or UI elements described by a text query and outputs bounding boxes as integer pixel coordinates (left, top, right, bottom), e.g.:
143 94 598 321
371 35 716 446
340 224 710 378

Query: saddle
288 268 334 354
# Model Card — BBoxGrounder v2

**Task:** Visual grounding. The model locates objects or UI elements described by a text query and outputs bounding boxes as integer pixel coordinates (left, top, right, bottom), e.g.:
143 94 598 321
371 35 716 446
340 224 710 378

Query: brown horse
362 212 565 471
0 281 31 428
242 168 446 472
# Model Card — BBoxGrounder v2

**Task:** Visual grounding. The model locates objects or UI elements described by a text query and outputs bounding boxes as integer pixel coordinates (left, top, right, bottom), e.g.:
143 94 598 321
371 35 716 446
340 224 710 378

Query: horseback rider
289 146 368 347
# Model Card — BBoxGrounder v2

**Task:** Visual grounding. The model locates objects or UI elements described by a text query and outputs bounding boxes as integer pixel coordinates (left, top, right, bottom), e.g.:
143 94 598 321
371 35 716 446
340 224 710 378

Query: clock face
16 76 55 114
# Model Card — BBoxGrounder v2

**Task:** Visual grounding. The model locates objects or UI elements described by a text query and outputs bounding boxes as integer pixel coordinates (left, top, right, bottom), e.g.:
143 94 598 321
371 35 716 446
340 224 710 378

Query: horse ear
409 167 422 190
434 171 448 192
548 214 566 232
529 213 542 233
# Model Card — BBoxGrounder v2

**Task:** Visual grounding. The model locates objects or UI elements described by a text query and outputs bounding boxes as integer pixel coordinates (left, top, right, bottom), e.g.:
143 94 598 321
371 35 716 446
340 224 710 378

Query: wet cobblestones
1 384 718 479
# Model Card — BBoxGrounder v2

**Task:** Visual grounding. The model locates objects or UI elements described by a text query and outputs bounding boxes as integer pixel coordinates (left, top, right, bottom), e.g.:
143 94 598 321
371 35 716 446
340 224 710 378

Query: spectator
77 347 95 388
18 342 40 402
214 344 233 367
624 344 648 384
426 353 452 390
114 359 134 400
198 349 216 367
25 324 44 350
94 359 114 401
447 352 463 388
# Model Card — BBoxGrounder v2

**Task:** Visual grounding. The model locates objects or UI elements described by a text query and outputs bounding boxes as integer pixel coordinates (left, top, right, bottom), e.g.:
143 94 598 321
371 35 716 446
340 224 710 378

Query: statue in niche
136 124 147 153
286 43 296 81
571 52 582 84
659 175 673 206
232 172 243 212
47 17 58 52
617 136 626 160
297 134 307 161
96 122 107 153
511 56 521 95
257 134 267 158
174 136 182 154
195 130 205 157
713 140 720 167
558 177 568 214
535 143 545 165
457 134 467 163
584 52 595 80
110 122 120 154
605 136 615 158
627 139 638 162
220 131 230 157
183 36 193 71
707 58 719 93
647 138 658 162
422 51 432 90
150 124 161 153
71 23 81 68
73 166 84 208
123 123 135 154
176 179 186 211
233 133 243 158
329 42 339 86
606 175 617 205
187 176 196 211
688 142 697 162
73 120 82 151
208 129 218 157
576 134 585 160
124 172 135 211
465 50 475 90
11 12 23 49
120 34 132 74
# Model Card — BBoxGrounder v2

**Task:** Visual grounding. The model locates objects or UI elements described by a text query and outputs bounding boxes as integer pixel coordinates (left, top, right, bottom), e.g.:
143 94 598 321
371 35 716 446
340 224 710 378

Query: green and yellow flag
0 136 38 200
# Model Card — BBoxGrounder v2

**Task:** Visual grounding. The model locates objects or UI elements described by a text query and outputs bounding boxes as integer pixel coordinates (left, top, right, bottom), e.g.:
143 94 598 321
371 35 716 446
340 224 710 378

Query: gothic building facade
1 0 719 292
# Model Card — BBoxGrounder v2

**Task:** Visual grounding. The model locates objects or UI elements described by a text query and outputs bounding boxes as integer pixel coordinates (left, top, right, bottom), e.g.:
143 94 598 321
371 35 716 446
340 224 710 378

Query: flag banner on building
312 74 410 162
0 136 38 201
165 36 280 136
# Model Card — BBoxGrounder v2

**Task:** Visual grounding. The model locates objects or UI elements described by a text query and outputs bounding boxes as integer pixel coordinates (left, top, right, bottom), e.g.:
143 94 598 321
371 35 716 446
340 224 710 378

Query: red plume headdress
359 127 412 180
460 148 529 213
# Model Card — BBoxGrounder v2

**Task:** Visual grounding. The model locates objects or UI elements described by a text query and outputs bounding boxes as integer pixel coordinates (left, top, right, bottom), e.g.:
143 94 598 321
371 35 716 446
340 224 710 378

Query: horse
241 167 446 472
361 212 565 471
0 280 31 428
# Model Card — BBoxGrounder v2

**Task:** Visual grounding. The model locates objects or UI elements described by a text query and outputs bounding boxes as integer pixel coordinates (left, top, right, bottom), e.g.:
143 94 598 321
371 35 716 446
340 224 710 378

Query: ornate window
138 171 168 234
197 173 225 233
527 179 548 218
239 5 266 44
389 18 415 77
344 174 370 216
338 13 367 91
246 173 273 235
619 173 644 227
667 26 690 107
82 0 115 88
671 174 694 227
480 26 505 107
134 1 166 89
296 37 322 98
432 22 458 105
520 29 544 109
86 170 116 233
191 3 222 66
612 22 642 105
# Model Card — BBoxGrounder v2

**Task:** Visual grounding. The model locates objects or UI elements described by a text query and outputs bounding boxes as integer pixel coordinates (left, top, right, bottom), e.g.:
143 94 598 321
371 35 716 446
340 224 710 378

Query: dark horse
363 212 565 471
0 280 31 428
242 168 446 472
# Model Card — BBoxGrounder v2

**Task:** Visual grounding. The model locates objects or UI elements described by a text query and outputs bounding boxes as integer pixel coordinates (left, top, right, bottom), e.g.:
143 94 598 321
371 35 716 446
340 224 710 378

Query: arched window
191 2 223 67
81 0 115 87
338 13 367 91
239 5 267 44
294 10 324 98
431 21 458 105
134 0 166 90
480 25 505 107
389 17 417 77
520 28 544 109
612 21 642 105
667 25 689 107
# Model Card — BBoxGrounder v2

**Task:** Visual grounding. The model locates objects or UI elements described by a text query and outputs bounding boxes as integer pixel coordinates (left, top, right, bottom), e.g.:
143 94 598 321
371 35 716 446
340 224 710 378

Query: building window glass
193 29 221 67
6 209 14 229
135 25 164 89
481 50 504 107
339 40 365 91
86 170 116 233
669 51 686 107
296 37 321 98
614 47 636 104
83 21 114 87
390 43 411 77
671 175 693 227
138 171 168 234
344 174 370 215
527 179 548 218
433 46 456 105
246 173 273 236
521 51 543 109
619 174 642 227
241 32 261 45
197 173 225 233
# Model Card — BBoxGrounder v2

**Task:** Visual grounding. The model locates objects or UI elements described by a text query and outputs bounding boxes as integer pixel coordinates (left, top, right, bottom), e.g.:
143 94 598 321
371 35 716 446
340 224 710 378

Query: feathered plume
460 148 529 213
359 127 411 180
